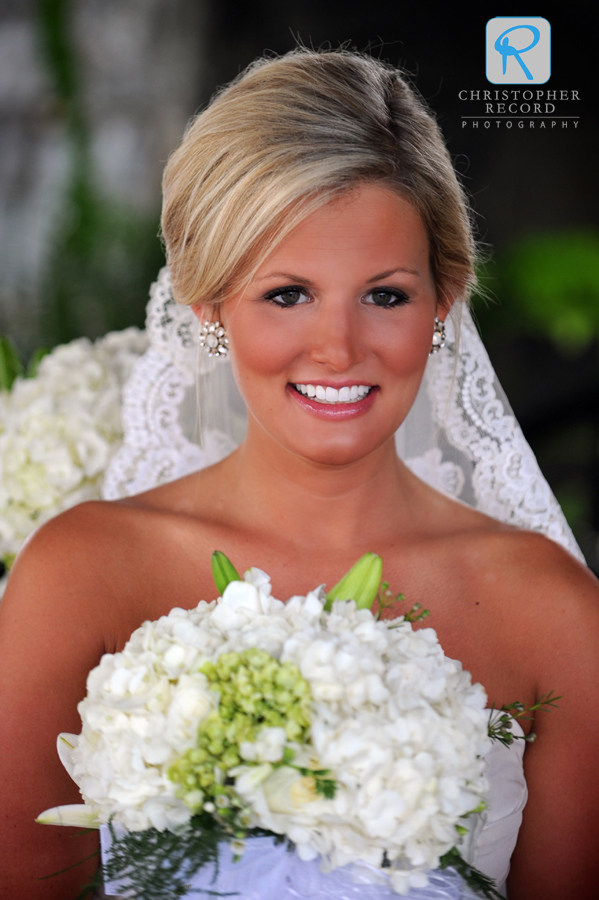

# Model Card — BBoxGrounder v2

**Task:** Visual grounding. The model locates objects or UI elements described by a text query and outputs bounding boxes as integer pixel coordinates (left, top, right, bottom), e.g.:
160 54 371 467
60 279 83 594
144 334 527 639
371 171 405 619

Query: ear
190 303 206 322
435 287 458 322
191 303 225 325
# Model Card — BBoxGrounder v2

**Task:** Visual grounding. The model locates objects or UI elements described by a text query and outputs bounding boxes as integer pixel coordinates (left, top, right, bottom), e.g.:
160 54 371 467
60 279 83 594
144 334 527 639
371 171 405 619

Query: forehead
254 184 431 276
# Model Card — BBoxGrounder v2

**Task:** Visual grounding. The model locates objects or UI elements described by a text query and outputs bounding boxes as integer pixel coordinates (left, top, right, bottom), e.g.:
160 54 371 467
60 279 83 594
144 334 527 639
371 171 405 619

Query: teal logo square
486 17 551 84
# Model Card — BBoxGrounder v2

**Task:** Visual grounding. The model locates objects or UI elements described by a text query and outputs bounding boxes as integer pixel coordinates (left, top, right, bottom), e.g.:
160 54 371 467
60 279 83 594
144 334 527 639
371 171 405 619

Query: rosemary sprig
439 847 504 899
488 691 561 746
75 815 286 900
375 581 431 624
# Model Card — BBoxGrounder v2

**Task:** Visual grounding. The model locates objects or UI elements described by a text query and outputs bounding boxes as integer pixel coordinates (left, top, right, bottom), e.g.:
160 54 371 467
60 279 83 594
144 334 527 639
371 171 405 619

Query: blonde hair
162 49 476 309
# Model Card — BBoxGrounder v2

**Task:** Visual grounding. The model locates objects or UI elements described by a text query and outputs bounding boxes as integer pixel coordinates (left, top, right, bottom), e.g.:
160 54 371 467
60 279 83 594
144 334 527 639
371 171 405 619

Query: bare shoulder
456 527 599 693
0 500 155 689
449 522 599 627
459 525 599 611
3 496 184 645
4 500 154 616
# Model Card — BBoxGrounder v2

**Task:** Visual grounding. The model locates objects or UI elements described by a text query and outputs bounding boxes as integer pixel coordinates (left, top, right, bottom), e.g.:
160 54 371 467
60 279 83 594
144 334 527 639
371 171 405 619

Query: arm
506 542 599 899
0 507 119 900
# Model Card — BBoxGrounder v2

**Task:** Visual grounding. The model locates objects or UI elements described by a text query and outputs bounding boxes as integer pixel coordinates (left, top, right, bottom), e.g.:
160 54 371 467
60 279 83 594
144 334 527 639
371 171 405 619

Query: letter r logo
486 17 551 84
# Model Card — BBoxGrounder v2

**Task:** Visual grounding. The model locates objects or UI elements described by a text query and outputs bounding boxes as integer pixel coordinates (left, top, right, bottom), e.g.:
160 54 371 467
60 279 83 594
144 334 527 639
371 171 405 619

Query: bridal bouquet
39 554 499 899
0 328 147 576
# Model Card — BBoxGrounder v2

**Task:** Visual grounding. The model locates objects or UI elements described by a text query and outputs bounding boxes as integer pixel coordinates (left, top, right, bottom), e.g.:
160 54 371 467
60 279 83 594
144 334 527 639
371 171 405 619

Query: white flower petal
36 804 100 828
56 733 78 778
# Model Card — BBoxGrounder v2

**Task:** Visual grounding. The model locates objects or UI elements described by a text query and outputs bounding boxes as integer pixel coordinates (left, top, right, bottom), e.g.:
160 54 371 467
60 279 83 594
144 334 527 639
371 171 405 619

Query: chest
115 524 535 718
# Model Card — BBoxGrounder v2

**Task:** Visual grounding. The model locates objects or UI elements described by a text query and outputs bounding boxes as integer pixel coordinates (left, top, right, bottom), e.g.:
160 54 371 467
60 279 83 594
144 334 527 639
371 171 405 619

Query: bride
1 49 599 900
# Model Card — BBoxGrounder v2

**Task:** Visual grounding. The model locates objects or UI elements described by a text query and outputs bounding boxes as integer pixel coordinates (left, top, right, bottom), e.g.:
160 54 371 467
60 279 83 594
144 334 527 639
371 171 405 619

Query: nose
307 298 366 372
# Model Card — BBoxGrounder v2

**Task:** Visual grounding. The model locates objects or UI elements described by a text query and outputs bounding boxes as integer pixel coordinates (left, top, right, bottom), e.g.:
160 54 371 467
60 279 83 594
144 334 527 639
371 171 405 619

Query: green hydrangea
168 649 312 831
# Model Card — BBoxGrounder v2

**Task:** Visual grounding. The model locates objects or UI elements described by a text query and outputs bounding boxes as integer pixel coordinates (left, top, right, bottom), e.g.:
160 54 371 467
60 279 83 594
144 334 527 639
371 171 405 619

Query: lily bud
36 804 100 828
324 553 383 612
211 551 241 595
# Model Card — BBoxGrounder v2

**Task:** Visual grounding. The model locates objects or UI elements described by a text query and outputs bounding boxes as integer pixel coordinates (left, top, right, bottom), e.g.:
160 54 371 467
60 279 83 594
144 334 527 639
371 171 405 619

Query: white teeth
293 384 372 404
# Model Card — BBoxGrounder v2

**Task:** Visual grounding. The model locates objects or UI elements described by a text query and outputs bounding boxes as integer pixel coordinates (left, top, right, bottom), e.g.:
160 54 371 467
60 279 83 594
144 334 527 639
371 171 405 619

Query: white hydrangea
43 571 490 893
0 328 147 568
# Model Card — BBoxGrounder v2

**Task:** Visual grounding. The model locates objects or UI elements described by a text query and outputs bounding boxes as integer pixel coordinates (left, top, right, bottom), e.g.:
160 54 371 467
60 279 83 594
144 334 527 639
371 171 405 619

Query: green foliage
376 581 430 624
474 230 599 354
488 692 561 747
76 815 269 900
0 336 51 390
41 175 164 347
0 336 24 391
38 0 79 116
296 767 336 799
439 847 503 899
25 346 51 378
35 0 164 349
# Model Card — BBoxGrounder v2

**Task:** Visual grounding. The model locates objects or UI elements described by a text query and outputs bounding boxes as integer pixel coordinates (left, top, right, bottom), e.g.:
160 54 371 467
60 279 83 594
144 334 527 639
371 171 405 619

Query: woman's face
214 184 444 467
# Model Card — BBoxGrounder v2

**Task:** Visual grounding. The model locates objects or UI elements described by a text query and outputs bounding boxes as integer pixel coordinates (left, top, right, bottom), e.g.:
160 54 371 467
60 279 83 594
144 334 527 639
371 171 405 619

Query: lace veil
102 267 583 562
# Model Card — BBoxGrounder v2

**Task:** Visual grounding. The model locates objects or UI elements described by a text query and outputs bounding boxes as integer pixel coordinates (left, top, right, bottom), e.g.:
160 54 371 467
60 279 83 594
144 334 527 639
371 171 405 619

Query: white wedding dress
97 268 582 899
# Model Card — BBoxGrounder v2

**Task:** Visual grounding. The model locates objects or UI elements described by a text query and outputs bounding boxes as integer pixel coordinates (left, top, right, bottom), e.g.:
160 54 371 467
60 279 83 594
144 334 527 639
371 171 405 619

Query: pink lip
286 384 379 419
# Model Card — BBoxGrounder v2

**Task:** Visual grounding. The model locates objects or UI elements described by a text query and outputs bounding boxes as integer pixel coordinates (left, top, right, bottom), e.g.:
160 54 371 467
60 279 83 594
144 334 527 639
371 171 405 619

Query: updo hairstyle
161 49 476 310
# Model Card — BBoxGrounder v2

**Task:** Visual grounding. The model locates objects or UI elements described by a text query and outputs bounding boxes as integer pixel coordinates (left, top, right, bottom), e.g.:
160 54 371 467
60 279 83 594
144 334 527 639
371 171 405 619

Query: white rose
262 766 322 815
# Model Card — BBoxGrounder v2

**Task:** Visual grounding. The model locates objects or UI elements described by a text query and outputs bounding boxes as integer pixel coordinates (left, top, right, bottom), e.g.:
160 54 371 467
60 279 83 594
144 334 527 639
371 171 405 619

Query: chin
290 434 393 468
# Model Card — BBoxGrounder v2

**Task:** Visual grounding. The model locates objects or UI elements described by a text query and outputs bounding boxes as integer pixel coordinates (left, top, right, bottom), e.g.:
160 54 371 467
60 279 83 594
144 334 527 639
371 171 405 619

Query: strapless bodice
465 719 527 891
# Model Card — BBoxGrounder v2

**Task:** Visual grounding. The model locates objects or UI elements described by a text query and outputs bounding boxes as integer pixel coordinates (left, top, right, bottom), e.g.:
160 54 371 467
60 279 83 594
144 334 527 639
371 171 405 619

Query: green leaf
211 551 241 596
315 778 337 799
2 552 17 571
26 346 51 378
439 847 503 899
0 335 24 390
324 553 383 612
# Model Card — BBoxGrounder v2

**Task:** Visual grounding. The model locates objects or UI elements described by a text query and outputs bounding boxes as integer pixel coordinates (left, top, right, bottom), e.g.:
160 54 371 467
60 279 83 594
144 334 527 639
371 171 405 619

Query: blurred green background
1 0 598 569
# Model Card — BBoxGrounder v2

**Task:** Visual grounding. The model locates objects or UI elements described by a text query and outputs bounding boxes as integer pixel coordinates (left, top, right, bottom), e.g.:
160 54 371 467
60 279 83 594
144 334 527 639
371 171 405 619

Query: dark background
1 0 598 567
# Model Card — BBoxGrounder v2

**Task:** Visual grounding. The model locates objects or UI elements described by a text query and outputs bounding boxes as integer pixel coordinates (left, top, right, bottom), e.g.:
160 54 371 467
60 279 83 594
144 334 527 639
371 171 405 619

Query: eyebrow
256 267 420 284
365 267 420 281
256 272 317 287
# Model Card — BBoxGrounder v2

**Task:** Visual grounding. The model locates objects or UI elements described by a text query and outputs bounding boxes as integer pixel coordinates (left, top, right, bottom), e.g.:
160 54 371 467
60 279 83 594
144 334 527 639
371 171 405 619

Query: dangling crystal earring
430 317 446 354
199 320 229 357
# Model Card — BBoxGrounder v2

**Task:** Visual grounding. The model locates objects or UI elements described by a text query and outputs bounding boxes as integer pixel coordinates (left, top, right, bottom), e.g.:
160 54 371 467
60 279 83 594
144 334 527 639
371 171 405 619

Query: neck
218 420 419 553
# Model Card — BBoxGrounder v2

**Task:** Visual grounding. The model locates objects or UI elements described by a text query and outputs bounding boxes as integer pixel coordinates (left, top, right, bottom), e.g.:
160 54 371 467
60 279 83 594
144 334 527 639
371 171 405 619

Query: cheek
374 316 433 380
226 311 304 391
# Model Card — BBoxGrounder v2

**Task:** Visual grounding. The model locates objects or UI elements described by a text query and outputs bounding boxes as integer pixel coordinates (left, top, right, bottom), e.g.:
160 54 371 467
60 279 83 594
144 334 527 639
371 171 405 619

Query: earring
430 317 446 354
199 320 229 358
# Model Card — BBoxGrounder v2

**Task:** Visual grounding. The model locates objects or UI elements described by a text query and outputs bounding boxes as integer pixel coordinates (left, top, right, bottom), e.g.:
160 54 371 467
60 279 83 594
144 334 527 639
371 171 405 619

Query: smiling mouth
291 383 374 404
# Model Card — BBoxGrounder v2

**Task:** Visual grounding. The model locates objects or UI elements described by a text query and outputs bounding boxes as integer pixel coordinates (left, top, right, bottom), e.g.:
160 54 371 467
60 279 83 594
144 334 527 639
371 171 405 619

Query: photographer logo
486 17 551 84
